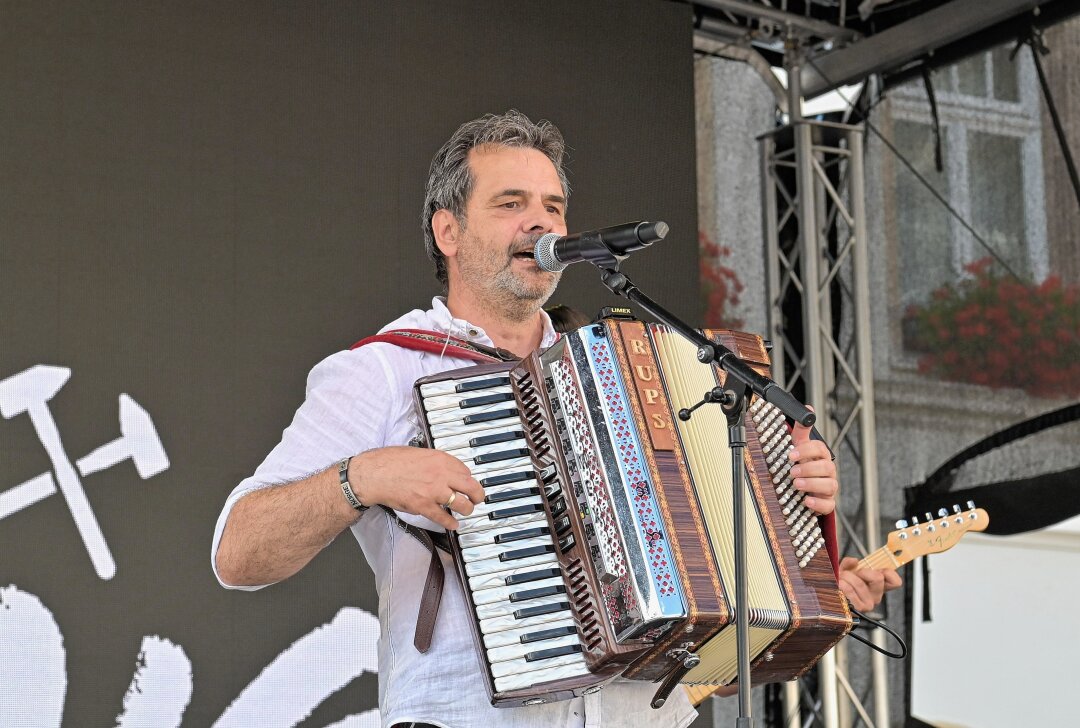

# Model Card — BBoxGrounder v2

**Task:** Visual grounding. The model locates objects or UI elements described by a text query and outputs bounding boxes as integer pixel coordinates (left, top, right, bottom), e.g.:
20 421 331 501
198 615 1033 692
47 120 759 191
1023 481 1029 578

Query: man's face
451 145 568 314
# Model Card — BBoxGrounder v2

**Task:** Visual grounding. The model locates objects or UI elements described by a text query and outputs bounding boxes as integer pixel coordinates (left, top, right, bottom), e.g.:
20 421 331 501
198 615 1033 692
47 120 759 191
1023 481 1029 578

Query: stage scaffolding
759 100 886 727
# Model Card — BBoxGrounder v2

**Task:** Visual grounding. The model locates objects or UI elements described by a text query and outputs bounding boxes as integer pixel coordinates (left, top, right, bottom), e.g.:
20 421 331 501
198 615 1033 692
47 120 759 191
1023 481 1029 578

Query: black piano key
459 392 516 409
485 486 541 504
499 543 556 562
509 584 566 603
469 430 524 447
489 503 546 520
520 625 579 644
494 526 550 545
463 407 519 425
473 447 531 465
525 644 583 663
513 600 570 620
455 376 510 393
479 470 534 487
504 567 562 586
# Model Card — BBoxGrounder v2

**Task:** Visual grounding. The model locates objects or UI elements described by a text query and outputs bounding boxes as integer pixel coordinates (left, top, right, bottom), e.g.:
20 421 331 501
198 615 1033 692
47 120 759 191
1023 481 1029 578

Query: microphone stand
593 264 815 728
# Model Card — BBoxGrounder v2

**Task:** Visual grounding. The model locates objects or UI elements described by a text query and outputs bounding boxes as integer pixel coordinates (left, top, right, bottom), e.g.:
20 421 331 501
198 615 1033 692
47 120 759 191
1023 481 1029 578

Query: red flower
905 261 1080 398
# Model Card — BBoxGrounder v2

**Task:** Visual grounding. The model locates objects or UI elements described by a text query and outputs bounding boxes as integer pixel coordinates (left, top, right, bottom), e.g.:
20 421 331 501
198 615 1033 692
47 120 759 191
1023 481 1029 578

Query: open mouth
512 250 535 261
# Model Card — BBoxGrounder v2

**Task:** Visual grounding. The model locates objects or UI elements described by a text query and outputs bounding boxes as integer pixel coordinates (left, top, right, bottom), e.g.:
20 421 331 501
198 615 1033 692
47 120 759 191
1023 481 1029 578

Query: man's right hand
351 446 486 531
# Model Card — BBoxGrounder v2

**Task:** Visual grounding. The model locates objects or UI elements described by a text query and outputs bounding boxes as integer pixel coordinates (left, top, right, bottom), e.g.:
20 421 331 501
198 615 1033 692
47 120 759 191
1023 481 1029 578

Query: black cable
847 605 909 659
919 67 944 173
802 54 1027 284
1019 28 1080 217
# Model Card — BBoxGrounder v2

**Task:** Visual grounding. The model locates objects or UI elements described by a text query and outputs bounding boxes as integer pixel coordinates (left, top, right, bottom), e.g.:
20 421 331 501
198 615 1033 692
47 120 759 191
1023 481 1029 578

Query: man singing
212 110 895 728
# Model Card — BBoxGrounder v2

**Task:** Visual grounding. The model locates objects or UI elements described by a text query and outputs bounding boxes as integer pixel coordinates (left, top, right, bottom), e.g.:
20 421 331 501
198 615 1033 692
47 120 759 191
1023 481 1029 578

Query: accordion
413 317 852 708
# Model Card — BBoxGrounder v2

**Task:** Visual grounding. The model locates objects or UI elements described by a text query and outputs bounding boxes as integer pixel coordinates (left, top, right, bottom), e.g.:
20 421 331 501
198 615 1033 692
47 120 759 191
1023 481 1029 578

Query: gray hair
422 110 570 285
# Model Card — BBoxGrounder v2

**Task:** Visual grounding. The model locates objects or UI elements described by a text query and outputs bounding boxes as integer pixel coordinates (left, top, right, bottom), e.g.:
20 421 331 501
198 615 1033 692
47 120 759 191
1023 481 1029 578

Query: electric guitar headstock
877 502 989 569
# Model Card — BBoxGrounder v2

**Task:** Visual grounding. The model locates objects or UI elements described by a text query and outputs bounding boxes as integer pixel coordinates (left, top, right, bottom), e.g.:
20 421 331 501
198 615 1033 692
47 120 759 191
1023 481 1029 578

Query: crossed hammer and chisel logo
0 365 170 580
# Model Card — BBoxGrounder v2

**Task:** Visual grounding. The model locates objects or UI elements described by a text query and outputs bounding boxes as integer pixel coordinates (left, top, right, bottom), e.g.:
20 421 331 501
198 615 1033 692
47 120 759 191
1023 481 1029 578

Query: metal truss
760 116 888 728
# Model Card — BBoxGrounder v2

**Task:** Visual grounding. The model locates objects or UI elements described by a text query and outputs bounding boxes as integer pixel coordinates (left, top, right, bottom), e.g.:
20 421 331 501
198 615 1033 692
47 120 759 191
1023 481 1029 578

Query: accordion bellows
413 318 852 708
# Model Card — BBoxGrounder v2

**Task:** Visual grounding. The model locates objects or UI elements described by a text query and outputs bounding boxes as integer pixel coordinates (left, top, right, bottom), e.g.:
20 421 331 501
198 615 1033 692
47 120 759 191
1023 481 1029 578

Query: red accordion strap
820 511 840 577
351 328 512 363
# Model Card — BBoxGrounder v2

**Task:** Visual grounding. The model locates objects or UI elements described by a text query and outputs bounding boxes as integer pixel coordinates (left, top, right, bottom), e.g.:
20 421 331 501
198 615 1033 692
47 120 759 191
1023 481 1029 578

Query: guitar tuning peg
895 519 909 529
953 504 962 514
938 508 948 518
925 512 933 523
967 500 975 510
911 515 919 524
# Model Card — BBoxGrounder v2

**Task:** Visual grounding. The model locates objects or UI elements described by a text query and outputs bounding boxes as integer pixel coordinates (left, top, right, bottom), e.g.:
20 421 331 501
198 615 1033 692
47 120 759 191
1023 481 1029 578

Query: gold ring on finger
443 491 457 509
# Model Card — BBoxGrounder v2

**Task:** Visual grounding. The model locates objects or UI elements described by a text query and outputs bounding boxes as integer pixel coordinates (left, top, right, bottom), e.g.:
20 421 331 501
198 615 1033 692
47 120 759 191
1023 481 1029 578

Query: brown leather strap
651 660 696 709
379 506 450 653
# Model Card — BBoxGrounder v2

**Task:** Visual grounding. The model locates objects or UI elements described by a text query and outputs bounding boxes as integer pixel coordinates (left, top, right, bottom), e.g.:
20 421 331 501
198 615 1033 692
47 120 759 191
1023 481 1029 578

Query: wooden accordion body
412 318 852 708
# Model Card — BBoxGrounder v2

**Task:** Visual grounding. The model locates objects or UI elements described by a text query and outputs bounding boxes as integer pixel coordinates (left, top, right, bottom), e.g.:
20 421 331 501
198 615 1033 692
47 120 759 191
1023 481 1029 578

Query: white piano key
475 591 567 620
426 400 519 425
460 534 554 563
470 465 541 488
467 563 563 592
420 374 512 397
456 516 548 549
493 657 591 693
478 602 571 635
458 495 545 530
481 617 578 649
433 421 521 450
430 416 520 439
446 437 529 462
465 456 534 478
460 511 552 537
471 477 544 499
471 576 565 606
465 548 559 578
422 385 515 412
490 650 586 679
487 633 582 664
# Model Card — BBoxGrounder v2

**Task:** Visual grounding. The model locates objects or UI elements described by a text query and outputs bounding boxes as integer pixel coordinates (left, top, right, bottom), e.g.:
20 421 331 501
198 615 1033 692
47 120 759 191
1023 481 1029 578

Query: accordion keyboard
419 372 591 693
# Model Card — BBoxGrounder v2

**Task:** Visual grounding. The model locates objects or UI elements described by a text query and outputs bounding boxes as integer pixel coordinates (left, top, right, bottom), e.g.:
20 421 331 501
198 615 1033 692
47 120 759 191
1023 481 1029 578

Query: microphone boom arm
597 267 814 427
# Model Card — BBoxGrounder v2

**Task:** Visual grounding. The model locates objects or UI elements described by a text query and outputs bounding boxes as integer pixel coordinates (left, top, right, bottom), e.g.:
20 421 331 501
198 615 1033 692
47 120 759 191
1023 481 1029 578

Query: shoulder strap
375 505 450 654
350 328 514 652
351 328 516 363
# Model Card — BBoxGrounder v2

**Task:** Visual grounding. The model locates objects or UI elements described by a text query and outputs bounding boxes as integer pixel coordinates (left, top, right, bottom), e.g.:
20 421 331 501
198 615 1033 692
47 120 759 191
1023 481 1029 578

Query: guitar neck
858 546 904 571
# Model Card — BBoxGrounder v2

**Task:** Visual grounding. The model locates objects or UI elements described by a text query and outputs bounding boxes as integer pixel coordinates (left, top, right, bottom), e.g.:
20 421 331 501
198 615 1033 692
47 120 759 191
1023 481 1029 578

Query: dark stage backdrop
0 1 700 725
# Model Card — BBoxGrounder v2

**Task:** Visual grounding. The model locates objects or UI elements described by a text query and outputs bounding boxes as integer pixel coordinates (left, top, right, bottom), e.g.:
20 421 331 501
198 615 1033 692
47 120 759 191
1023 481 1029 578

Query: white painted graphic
0 585 381 726
0 365 169 579
213 607 381 727
1 368 378 724
115 637 192 728
0 585 67 728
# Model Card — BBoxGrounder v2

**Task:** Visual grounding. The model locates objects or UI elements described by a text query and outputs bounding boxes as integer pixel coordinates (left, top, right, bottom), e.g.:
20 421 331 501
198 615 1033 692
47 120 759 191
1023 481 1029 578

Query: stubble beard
458 233 561 323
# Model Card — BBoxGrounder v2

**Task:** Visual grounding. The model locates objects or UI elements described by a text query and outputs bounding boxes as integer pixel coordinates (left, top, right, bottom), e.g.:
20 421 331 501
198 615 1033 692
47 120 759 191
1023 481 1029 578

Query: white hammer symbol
0 365 169 579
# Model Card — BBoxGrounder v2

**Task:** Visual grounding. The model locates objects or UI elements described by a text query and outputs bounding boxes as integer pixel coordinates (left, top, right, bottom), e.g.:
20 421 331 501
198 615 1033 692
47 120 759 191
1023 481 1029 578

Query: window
887 45 1048 313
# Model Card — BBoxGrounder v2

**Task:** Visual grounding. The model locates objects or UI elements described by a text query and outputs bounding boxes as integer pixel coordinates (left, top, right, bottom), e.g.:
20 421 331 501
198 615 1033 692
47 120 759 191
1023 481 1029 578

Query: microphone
533 220 669 272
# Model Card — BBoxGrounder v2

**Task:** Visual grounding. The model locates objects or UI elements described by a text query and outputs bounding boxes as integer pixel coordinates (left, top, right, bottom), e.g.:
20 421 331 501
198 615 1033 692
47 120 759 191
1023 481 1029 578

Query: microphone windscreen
533 233 567 272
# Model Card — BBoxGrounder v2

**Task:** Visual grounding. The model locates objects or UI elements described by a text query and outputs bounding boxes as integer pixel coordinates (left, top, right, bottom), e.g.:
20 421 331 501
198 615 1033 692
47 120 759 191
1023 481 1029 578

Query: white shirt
212 298 698 728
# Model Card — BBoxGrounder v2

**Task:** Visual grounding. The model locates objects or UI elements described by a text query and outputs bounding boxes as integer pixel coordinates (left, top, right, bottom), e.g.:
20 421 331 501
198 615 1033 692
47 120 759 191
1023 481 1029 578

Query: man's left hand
789 419 838 516
838 557 903 611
